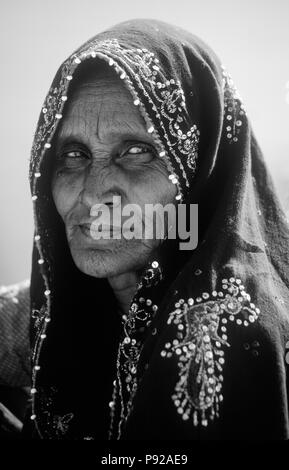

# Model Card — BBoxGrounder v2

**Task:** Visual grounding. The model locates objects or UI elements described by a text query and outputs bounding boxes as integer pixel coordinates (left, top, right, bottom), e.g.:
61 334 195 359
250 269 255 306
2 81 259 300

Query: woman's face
51 70 177 279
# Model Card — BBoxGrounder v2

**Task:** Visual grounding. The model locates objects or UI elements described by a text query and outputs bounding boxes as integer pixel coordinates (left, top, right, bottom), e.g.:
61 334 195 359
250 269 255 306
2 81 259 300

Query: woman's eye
120 144 155 160
62 150 87 159
127 145 150 155
56 149 90 169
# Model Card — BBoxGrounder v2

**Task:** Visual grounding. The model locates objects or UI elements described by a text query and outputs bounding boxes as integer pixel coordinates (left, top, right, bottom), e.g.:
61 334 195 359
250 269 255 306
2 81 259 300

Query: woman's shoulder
0 280 31 387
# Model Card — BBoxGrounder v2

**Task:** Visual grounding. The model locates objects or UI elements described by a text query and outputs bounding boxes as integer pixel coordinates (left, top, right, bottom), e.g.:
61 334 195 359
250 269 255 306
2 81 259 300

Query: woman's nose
78 165 120 209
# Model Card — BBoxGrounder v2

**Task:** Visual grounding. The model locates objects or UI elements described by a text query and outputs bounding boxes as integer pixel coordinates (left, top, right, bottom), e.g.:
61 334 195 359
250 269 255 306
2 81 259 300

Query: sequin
222 66 245 144
161 278 260 427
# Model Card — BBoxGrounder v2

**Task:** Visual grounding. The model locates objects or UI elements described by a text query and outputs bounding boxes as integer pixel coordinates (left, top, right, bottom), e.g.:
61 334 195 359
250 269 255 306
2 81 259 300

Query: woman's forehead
56 79 152 144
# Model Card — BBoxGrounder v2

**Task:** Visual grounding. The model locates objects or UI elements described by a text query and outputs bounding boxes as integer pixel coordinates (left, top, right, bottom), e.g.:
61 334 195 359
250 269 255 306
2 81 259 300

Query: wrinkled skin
51 68 176 311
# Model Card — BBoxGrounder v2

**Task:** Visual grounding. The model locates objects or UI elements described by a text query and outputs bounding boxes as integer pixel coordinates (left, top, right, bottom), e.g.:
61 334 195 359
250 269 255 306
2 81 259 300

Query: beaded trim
160 277 260 427
221 65 245 143
109 261 161 439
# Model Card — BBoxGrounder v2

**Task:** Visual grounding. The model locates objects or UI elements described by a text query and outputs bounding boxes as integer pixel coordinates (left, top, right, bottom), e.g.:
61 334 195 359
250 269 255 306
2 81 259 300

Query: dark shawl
25 19 289 440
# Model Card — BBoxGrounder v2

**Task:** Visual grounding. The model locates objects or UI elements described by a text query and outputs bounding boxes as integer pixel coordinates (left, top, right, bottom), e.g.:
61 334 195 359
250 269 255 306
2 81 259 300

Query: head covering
26 19 289 440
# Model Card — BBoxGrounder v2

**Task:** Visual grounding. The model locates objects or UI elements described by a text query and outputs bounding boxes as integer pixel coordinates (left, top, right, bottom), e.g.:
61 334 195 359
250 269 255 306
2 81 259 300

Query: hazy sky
0 0 288 285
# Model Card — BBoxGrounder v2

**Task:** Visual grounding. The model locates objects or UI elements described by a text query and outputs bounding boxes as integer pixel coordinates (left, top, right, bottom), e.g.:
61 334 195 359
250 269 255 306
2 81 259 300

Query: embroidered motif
32 305 47 334
160 277 260 427
221 65 245 144
35 387 74 439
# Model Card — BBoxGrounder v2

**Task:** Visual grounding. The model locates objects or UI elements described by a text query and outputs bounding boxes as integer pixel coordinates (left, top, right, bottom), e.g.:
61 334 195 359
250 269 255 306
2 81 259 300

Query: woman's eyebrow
102 130 156 144
54 134 86 150
56 131 156 148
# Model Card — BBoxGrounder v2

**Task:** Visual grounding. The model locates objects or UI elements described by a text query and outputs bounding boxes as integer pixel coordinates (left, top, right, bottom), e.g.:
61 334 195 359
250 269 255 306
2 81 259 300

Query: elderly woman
1 18 289 440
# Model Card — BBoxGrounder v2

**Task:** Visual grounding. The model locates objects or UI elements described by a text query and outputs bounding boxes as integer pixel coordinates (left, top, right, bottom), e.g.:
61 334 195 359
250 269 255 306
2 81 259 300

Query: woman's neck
108 271 141 315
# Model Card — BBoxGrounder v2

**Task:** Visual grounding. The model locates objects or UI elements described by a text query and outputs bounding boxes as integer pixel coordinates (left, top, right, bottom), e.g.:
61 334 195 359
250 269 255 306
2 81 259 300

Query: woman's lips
79 223 122 239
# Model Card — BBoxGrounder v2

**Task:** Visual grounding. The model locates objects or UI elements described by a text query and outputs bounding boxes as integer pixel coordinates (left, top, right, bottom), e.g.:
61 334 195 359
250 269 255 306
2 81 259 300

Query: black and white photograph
0 0 289 455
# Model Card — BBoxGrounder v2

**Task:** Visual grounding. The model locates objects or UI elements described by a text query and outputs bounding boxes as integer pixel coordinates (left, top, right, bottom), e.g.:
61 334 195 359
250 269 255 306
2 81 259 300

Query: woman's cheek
52 174 81 220
134 169 177 206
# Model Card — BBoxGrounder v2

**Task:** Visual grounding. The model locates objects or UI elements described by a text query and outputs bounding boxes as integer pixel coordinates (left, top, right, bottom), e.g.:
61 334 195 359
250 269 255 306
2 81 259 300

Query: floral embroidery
160 277 260 427
222 65 245 144
35 387 74 439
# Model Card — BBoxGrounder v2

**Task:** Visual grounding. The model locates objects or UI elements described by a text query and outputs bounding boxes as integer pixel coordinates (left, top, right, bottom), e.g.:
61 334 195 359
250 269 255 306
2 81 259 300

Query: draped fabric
25 19 289 439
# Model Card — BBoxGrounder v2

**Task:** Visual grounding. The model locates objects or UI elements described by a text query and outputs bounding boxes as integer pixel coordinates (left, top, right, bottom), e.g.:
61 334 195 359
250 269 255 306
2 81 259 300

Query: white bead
40 334 46 339
171 178 178 184
34 365 40 371
61 96 68 102
91 51 96 58
74 57 81 64
175 194 182 200
55 113 62 119
152 261 159 268
38 259 44 265
35 172 41 178
66 75 73 80
109 58 114 66
159 151 166 157
168 174 175 180
44 289 51 296
32 195 37 201
44 143 51 149
34 235 40 241
30 414 36 420
120 72 126 79
31 388 37 394
133 99 140 105
147 126 154 133
44 317 51 323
